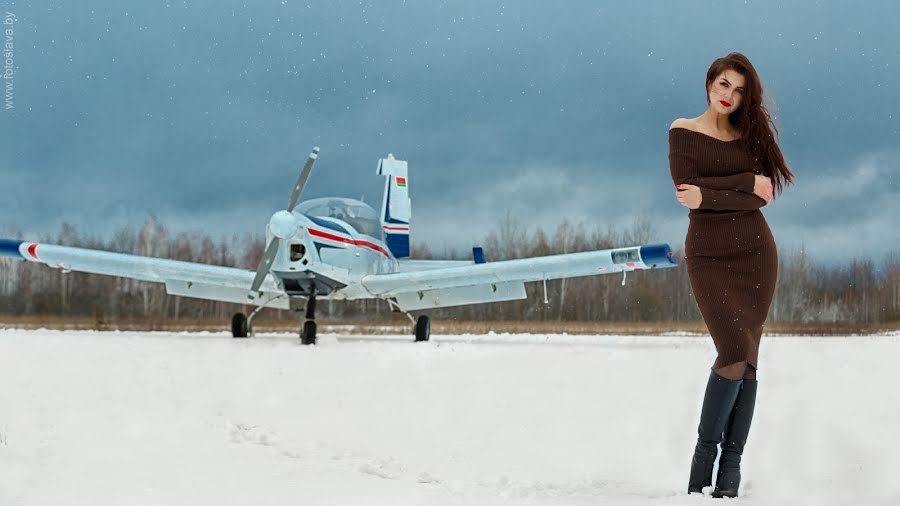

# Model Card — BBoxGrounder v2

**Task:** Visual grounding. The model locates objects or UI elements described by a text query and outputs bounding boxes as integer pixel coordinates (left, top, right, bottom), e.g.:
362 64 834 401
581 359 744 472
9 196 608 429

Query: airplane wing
2 239 677 312
0 239 285 306
361 244 677 310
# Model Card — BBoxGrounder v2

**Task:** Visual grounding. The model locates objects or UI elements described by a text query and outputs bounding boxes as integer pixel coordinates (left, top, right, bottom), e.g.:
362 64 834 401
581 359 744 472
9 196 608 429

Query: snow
1 329 898 505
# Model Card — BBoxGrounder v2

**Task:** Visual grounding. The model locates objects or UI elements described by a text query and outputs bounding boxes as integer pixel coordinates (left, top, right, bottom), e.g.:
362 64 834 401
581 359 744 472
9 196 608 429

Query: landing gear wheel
232 312 249 338
300 320 317 345
414 315 431 342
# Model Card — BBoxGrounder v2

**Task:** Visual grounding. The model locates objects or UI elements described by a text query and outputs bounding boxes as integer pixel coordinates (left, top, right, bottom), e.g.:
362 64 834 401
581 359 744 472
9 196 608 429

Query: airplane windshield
297 198 383 239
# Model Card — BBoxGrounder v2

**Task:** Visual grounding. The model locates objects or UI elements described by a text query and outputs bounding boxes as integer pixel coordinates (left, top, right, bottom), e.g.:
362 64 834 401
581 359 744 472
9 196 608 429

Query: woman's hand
753 175 774 203
675 184 702 209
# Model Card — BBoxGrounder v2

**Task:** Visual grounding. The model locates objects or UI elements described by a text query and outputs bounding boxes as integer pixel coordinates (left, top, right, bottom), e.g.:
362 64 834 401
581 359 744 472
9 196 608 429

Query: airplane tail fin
377 153 411 258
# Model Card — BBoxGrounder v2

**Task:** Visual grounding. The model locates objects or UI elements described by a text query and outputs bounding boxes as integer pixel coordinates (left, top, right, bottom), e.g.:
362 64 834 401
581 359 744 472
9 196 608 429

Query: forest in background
1 215 898 326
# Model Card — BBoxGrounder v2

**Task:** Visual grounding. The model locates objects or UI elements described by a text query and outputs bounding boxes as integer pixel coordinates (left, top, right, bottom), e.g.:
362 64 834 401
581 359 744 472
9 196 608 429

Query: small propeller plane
0 148 677 344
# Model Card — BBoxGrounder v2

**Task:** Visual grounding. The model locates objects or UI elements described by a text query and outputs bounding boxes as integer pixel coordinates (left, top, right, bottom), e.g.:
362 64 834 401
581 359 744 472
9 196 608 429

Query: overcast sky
1 0 898 266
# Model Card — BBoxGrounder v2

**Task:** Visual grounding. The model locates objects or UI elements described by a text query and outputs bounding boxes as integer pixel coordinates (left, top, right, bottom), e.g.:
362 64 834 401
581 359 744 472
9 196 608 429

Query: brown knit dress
668 127 778 370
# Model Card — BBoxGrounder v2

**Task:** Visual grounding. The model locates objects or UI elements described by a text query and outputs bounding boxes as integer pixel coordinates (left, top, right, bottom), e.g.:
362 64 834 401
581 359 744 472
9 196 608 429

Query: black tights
714 361 757 381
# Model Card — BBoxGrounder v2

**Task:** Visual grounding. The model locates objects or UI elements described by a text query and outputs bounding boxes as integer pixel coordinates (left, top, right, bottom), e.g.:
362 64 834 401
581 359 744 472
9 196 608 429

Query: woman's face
708 69 746 114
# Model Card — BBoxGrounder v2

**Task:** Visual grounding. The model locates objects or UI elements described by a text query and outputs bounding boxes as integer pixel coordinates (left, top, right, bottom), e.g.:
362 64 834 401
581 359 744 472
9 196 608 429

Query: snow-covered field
1 329 898 506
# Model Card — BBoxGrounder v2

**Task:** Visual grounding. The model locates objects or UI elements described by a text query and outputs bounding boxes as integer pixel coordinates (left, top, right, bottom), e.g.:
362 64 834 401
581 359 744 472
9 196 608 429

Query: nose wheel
301 320 317 345
300 289 317 345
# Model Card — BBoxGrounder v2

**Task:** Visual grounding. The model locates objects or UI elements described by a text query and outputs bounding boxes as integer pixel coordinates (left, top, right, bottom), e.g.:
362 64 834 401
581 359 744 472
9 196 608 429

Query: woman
668 52 794 498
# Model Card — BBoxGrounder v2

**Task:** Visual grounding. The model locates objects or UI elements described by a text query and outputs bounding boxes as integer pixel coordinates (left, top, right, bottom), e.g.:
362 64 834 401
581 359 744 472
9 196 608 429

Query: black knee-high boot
687 371 743 494
712 378 758 498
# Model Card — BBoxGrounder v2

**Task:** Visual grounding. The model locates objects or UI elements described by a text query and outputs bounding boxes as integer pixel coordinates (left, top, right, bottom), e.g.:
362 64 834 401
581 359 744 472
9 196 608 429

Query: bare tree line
2 215 899 324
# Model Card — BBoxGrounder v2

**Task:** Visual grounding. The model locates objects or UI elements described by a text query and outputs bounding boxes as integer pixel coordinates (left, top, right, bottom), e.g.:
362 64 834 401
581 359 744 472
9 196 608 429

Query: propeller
287 147 319 213
248 147 320 298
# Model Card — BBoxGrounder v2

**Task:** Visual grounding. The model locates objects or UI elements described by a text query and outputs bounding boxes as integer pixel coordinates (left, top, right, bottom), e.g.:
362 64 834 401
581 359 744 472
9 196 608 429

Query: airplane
0 148 678 344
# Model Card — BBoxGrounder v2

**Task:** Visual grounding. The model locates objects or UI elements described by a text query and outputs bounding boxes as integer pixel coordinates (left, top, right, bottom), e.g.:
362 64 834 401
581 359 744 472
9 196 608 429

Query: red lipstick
720 100 731 107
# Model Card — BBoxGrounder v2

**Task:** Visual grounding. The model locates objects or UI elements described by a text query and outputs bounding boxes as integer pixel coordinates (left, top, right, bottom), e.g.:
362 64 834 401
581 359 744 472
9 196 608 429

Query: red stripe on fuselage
307 228 391 258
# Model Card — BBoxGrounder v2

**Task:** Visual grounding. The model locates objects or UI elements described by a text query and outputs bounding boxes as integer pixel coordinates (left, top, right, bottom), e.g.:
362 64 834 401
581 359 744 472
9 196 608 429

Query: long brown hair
706 52 794 195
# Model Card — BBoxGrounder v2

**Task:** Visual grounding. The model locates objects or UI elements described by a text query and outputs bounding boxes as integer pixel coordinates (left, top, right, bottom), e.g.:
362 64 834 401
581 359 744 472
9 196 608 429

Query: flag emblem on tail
396 177 407 188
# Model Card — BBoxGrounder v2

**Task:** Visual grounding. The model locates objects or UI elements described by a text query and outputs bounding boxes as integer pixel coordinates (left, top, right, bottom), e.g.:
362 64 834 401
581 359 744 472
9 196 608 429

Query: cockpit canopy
296 197 383 239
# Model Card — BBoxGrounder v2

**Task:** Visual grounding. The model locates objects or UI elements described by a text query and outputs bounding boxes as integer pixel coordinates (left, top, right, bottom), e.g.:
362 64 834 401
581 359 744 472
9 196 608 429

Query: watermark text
4 11 15 111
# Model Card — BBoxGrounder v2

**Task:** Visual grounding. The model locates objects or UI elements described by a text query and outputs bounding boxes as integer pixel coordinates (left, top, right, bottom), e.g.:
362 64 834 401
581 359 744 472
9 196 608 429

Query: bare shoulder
669 118 697 131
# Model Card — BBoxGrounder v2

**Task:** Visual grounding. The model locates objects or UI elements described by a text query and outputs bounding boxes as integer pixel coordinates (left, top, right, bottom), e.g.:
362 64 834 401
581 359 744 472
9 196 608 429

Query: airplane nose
270 210 299 239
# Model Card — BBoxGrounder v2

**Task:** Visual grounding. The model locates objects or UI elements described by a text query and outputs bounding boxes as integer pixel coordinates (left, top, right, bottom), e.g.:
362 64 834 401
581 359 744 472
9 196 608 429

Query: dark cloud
1 0 898 265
